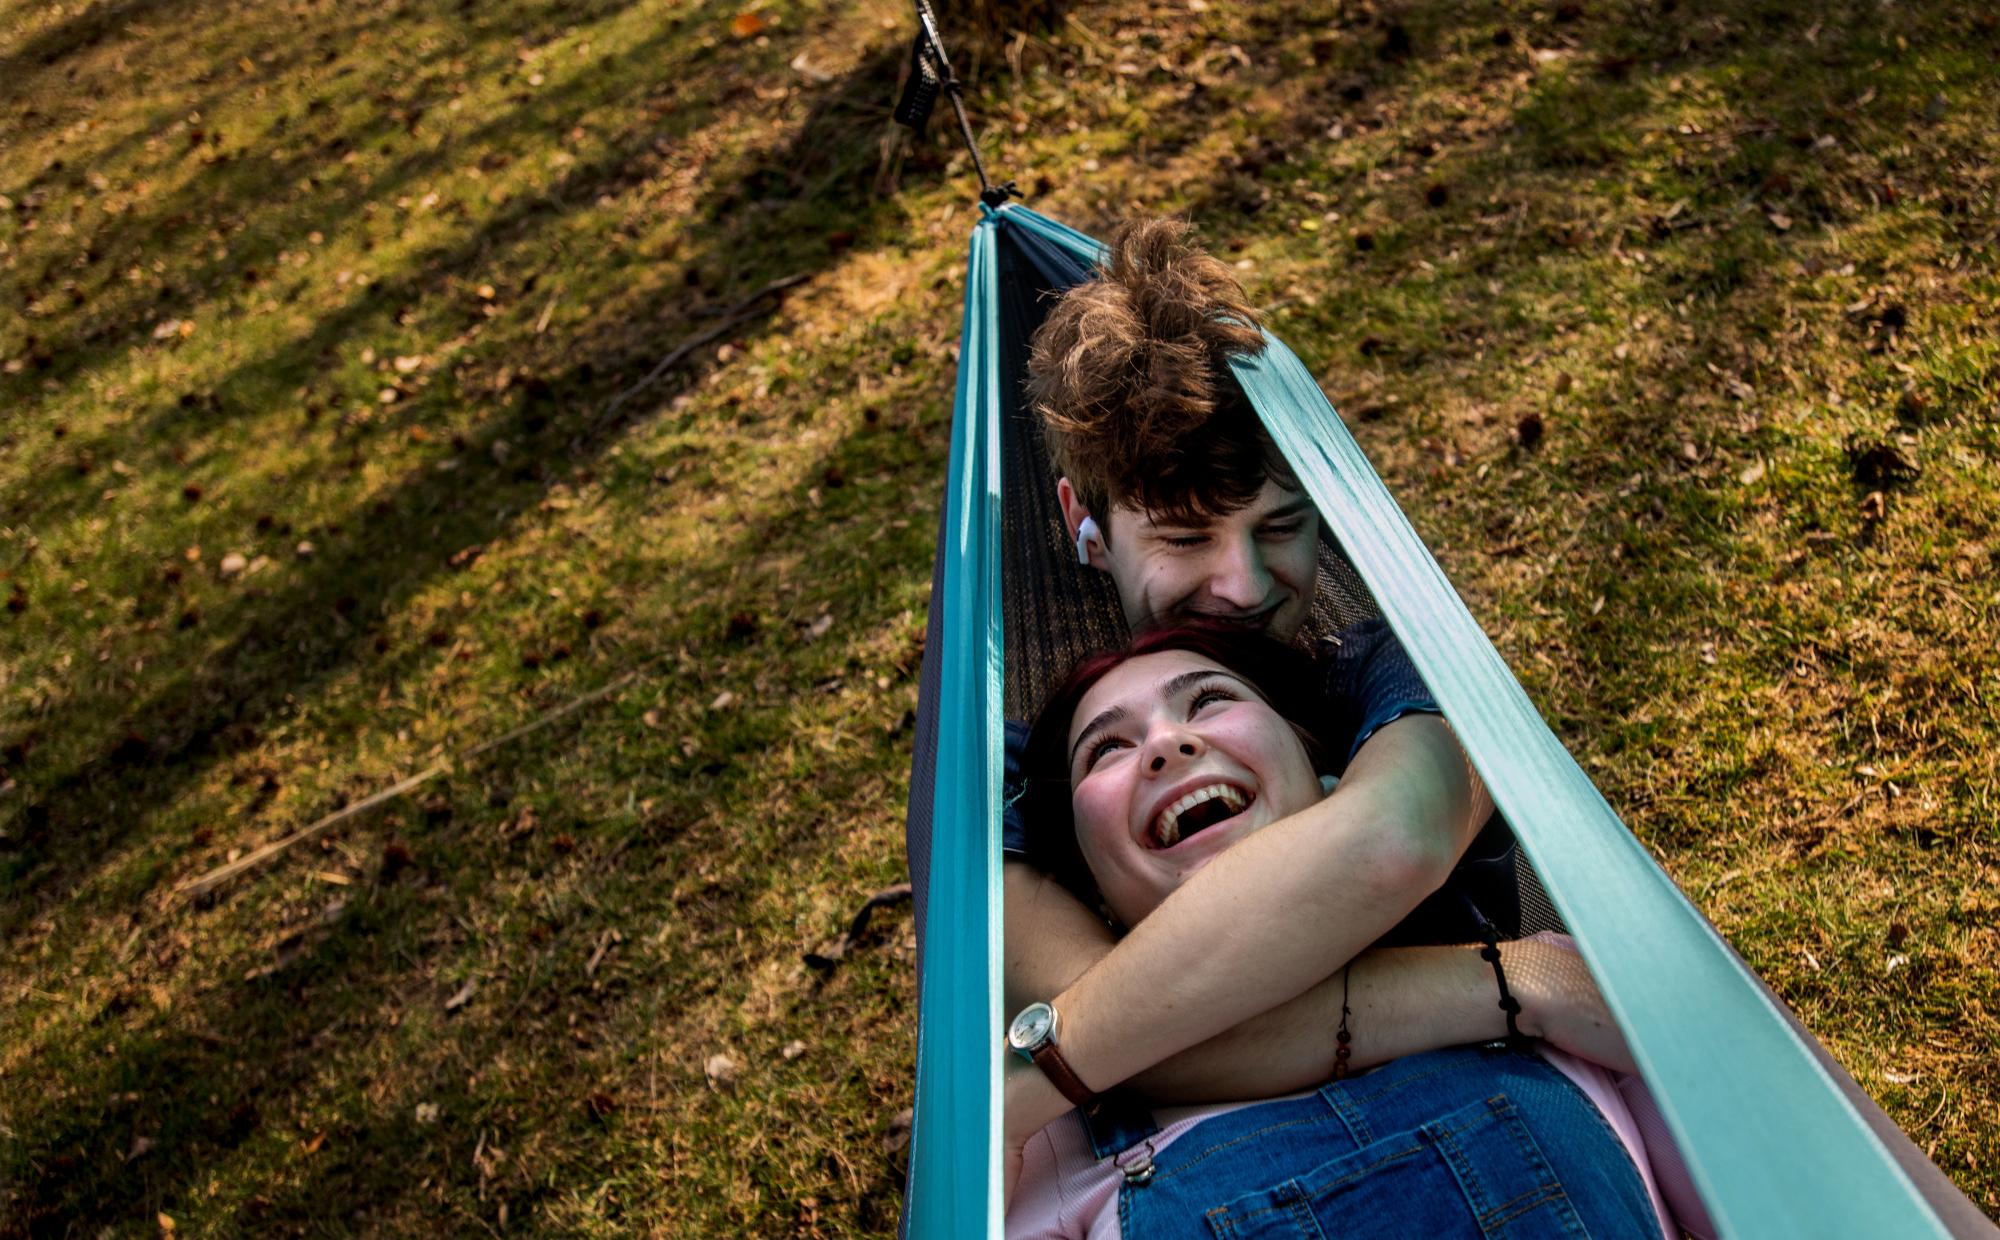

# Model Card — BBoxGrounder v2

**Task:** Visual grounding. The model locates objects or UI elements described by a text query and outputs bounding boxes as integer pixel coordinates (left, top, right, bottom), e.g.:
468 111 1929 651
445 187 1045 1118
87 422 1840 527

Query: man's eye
1164 535 1208 549
1258 522 1303 540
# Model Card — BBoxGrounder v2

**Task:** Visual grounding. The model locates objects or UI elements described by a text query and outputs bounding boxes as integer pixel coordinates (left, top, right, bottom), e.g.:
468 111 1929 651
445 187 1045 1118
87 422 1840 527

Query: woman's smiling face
1066 649 1323 927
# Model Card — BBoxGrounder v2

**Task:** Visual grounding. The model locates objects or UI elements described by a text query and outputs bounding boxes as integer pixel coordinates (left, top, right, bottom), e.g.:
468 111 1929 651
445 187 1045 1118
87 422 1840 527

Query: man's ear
1056 477 1106 569
1055 477 1089 541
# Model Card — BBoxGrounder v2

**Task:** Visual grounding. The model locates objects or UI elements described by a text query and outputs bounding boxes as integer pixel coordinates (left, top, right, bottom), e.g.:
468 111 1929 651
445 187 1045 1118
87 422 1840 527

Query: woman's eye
1190 686 1236 714
1082 737 1130 771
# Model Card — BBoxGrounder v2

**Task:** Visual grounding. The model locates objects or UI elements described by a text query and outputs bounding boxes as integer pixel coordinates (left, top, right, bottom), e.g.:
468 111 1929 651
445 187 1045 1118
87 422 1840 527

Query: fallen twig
803 882 913 973
597 272 810 423
176 671 641 900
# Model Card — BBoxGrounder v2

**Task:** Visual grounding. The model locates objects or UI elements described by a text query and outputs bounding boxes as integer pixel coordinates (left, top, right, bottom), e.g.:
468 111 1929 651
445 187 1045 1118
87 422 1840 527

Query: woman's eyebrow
1069 705 1128 766
1160 669 1254 701
1069 669 1260 765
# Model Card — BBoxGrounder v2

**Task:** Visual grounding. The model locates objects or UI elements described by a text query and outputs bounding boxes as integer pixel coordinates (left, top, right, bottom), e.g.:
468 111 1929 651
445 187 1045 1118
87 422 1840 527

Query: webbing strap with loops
892 0 1016 207
974 203 1961 1238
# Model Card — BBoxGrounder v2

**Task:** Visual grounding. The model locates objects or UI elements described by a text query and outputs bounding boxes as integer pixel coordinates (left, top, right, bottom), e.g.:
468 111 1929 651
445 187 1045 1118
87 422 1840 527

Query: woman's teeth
1153 784 1248 848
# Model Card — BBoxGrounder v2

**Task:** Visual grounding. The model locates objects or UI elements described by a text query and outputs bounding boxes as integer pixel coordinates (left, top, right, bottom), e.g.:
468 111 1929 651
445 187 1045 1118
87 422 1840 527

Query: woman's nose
1143 728 1204 773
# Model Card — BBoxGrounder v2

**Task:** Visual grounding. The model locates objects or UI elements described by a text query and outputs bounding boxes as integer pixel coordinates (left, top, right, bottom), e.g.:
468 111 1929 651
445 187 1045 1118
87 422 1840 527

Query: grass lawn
2 0 1995 1233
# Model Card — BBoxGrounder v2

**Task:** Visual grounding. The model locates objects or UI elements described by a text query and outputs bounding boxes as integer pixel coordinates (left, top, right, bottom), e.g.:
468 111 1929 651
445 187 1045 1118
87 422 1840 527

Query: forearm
1125 944 1528 1104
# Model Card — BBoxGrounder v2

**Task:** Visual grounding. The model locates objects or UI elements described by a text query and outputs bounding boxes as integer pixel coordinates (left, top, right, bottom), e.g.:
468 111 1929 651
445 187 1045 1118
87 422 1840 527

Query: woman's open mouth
1147 783 1253 849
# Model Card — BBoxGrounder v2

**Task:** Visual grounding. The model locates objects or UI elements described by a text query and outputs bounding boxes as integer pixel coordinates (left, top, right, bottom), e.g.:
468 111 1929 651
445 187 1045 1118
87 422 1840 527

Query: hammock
898 201 1997 1239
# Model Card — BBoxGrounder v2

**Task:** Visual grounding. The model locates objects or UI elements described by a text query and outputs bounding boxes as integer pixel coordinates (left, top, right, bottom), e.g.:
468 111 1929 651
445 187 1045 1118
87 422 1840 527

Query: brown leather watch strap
1027 1040 1097 1109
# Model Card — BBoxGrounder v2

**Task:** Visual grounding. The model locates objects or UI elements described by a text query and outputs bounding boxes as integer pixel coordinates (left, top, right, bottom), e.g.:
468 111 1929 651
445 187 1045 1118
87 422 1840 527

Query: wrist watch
1006 1001 1097 1109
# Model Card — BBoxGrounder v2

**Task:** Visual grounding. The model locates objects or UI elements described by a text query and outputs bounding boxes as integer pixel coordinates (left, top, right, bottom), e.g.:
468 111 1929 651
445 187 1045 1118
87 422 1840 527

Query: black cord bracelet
1462 897 1527 1046
1333 963 1353 1080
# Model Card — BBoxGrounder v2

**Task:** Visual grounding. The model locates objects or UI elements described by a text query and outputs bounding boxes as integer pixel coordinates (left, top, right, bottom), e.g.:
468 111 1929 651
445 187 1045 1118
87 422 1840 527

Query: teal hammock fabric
905 216 1006 1238
902 202 1981 1238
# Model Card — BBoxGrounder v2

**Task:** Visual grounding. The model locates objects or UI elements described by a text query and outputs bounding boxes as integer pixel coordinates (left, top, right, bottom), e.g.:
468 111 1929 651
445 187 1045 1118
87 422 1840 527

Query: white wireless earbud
1075 515 1102 566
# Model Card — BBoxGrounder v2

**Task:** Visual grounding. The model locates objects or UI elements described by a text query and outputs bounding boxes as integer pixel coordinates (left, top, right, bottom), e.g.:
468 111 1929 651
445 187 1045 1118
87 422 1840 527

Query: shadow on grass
0 24 954 927
0 403 934 1234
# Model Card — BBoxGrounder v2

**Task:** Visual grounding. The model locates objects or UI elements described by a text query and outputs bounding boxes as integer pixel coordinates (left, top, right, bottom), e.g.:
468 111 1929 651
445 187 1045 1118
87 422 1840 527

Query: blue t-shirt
1001 618 1439 857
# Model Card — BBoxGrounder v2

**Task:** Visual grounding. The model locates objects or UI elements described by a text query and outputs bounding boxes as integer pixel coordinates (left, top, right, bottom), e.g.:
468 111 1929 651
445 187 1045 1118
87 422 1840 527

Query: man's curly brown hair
1026 217 1294 529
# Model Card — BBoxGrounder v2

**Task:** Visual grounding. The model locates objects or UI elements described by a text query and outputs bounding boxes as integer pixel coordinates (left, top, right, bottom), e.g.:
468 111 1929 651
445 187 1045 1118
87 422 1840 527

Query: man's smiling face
1075 478 1321 643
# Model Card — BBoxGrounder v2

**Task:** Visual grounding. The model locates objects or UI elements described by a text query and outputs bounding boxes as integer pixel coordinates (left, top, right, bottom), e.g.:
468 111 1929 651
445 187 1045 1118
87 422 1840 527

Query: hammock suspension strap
893 0 1018 208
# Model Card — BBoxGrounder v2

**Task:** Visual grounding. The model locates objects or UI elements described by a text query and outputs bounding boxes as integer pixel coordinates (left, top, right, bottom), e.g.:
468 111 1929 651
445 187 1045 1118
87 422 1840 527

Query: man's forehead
1117 487 1314 533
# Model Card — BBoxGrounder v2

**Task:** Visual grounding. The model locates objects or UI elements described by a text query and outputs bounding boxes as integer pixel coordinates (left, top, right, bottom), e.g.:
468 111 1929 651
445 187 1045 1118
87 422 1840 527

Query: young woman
1004 626 1711 1239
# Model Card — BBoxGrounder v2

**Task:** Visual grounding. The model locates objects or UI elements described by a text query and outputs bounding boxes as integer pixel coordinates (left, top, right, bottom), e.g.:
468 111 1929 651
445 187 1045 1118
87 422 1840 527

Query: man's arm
1004 714 1494 1136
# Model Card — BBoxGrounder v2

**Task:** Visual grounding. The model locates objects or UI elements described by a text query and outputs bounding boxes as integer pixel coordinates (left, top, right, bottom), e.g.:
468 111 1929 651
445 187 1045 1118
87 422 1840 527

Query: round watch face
1007 1003 1055 1051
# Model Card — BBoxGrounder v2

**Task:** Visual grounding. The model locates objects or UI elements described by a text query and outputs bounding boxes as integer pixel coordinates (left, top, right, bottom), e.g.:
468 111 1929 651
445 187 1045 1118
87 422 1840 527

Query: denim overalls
1084 1043 1656 1239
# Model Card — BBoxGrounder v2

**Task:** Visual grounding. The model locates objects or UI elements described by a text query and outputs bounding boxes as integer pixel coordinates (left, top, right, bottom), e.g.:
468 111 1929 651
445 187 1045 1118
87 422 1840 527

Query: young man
1000 218 1515 1168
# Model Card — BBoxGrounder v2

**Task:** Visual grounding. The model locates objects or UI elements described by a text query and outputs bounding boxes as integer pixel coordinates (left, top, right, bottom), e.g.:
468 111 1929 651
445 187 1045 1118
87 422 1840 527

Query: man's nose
1207 537 1271 610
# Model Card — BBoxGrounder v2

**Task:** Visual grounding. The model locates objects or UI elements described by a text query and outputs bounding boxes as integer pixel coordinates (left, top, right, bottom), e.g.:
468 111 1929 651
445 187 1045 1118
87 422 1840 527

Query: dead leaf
1766 210 1793 232
731 11 766 38
709 690 735 711
790 49 832 83
218 552 248 578
705 1053 740 1090
125 1135 155 1162
642 708 663 729
805 613 833 642
445 979 476 1011
415 1101 440 1124
1738 459 1766 486
882 1107 914 1154
782 1040 807 1061
302 1131 326 1154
